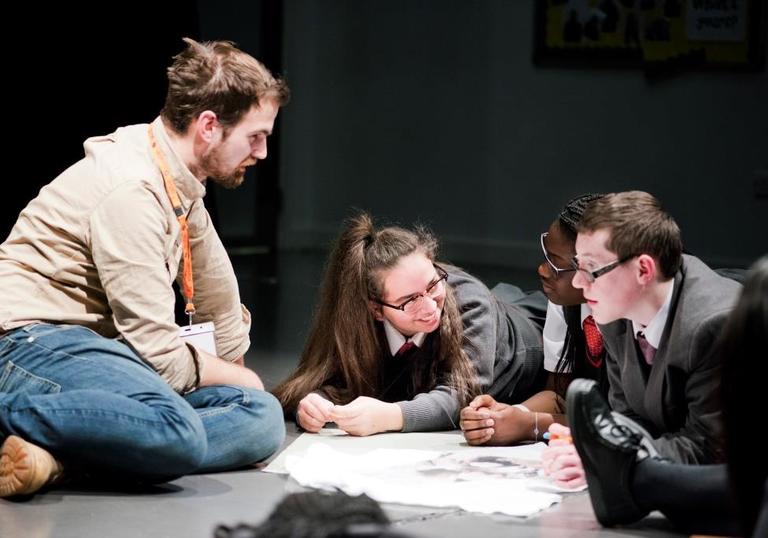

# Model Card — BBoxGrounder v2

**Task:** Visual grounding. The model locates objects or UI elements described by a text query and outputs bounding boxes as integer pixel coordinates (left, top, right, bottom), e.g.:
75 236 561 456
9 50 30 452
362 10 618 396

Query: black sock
632 458 740 535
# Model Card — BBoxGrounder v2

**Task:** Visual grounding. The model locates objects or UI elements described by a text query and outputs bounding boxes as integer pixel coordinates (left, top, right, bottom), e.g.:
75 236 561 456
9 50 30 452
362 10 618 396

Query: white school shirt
631 282 674 348
383 319 427 356
543 301 592 372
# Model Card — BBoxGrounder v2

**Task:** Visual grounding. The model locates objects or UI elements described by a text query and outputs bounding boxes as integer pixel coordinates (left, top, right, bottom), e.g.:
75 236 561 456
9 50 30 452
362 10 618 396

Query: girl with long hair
460 193 606 445
272 212 546 436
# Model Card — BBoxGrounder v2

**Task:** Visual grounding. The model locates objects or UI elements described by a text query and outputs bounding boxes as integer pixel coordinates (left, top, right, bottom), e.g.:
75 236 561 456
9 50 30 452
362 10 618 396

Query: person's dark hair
213 491 401 538
578 191 682 279
556 193 604 242
272 212 477 412
720 255 768 536
161 38 290 134
554 193 607 396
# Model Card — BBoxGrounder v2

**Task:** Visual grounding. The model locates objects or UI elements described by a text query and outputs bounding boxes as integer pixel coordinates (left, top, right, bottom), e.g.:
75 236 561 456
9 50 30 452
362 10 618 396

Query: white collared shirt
543 301 593 372
632 282 674 349
383 319 427 356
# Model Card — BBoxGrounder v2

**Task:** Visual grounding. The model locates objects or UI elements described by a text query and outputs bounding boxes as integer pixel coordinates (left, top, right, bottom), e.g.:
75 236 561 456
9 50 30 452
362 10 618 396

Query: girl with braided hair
540 193 608 395
460 193 606 445
272 212 546 436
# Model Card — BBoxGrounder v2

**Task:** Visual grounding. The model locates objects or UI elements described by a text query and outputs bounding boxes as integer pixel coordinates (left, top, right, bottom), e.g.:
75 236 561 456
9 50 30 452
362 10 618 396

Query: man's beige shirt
0 118 250 392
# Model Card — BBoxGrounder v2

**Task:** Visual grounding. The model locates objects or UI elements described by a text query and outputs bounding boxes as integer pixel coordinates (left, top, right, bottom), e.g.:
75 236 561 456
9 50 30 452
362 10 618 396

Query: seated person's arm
198 349 263 390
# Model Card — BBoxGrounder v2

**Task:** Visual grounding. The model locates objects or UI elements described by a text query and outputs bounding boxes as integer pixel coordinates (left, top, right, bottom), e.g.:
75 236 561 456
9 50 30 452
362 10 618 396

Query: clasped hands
459 394 534 445
460 394 585 488
296 393 403 436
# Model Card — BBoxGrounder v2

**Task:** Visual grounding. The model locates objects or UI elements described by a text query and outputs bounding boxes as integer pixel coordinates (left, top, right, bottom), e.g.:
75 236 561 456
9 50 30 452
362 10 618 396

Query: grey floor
0 251 685 537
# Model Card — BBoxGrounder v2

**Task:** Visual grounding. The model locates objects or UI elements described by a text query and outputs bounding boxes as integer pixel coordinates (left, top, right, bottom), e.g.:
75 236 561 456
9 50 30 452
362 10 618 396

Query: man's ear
636 254 657 285
368 300 384 321
194 110 219 144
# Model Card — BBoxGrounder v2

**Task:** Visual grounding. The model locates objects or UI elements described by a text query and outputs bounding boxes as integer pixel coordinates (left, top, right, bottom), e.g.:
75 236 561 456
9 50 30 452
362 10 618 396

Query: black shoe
566 378 658 527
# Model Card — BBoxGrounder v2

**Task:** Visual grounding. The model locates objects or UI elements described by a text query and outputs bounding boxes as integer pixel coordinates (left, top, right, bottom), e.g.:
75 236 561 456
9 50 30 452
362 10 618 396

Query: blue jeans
0 324 285 482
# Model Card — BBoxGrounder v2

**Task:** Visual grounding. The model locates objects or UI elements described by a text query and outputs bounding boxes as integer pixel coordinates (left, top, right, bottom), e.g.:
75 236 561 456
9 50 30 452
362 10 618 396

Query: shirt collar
580 303 593 322
383 319 426 356
150 117 207 205
632 282 674 349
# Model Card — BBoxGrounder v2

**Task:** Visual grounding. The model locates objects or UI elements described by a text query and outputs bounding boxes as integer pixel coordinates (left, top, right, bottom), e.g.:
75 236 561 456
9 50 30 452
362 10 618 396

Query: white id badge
179 321 217 355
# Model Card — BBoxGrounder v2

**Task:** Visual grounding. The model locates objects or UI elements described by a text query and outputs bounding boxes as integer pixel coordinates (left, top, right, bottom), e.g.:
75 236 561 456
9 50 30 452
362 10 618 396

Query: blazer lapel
645 266 685 428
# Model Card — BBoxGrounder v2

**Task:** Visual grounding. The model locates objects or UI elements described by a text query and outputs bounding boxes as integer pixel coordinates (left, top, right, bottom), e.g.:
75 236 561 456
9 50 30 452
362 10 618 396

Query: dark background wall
6 3 200 235
7 1 767 269
275 1 767 268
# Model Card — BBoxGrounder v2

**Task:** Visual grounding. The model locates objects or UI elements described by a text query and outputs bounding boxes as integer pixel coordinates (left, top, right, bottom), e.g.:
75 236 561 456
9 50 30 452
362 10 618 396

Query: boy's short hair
578 191 682 279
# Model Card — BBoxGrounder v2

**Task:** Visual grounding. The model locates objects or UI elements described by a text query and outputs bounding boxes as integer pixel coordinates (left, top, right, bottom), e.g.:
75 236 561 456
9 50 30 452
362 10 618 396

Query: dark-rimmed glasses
540 232 576 279
571 255 636 284
373 264 448 315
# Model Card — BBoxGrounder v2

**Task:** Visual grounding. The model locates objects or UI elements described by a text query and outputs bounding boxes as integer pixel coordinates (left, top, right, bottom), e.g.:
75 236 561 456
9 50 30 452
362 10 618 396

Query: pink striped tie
637 332 656 365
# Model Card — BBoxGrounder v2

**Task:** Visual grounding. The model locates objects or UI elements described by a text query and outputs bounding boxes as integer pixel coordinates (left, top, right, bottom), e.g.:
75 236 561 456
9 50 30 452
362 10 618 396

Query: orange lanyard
148 125 195 321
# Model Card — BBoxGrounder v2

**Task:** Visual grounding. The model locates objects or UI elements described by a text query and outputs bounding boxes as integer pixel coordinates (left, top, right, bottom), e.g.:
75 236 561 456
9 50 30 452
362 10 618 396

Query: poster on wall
533 0 766 71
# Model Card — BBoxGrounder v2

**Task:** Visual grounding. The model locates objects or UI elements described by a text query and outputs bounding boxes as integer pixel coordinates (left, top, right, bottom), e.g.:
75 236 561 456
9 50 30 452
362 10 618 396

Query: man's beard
210 169 246 190
200 146 248 190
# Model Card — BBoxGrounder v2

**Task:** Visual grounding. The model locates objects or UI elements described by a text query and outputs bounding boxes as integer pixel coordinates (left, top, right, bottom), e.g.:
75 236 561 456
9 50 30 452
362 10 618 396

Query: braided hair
553 193 608 396
557 193 604 240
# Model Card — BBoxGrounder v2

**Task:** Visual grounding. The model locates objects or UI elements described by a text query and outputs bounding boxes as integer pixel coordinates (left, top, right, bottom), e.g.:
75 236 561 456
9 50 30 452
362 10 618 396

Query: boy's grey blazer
600 254 742 464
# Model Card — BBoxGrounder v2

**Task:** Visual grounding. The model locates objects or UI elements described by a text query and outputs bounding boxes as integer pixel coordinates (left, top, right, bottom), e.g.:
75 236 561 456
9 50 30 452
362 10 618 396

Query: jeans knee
261 393 287 454
242 391 286 462
152 412 207 476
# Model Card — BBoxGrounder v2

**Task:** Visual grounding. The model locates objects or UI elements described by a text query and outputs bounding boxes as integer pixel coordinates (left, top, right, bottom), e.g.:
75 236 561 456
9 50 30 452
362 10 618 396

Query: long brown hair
272 212 477 412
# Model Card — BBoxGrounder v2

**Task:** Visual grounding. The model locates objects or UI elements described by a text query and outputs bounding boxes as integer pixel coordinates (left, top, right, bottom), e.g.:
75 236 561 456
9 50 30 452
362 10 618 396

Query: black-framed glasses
540 232 576 279
373 264 449 315
571 255 636 284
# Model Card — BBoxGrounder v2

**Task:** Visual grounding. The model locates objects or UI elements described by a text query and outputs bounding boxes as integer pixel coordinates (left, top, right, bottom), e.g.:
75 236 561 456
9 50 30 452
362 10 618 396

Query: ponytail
273 212 477 412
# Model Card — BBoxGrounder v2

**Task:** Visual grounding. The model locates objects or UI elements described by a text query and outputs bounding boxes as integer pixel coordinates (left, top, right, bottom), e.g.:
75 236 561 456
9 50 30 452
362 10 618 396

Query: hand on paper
296 393 335 433
330 396 403 436
541 423 585 488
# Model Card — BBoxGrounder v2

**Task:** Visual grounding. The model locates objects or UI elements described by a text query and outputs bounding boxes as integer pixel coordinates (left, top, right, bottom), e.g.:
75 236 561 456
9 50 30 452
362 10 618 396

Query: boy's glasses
571 255 636 283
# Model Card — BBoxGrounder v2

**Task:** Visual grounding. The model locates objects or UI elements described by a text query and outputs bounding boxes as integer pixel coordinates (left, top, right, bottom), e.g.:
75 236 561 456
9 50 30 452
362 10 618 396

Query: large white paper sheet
267 429 582 517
